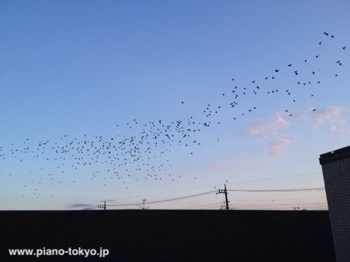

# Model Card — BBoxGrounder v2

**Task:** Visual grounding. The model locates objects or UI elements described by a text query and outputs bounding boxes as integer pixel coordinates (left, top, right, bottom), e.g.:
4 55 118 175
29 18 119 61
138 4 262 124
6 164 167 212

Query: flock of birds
1 32 348 199
191 32 347 122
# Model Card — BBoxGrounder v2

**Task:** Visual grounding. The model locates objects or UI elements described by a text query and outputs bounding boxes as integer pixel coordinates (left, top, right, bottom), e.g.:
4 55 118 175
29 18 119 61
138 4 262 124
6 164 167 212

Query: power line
232 196 326 202
97 187 325 209
143 191 217 205
103 190 217 208
227 187 324 193
116 172 322 203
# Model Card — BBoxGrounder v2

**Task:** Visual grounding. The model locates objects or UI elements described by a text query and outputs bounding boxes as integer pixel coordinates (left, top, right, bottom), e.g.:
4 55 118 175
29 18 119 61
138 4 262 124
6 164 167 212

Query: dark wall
0 210 335 261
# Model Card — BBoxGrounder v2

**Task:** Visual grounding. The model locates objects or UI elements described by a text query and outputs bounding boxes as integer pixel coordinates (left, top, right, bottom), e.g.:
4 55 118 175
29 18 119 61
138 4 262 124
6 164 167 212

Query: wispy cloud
244 105 350 156
312 106 348 133
68 203 96 210
314 106 342 125
68 200 115 210
294 105 349 134
269 138 291 156
244 112 295 156
245 112 289 139
206 163 222 170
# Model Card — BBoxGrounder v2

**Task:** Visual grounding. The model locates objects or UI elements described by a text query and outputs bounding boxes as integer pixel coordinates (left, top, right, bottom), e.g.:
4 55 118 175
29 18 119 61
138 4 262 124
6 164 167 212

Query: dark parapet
319 145 350 165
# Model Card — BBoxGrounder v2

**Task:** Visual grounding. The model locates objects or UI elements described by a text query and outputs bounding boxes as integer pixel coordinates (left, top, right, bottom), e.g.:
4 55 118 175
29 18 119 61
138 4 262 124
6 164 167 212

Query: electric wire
98 187 325 209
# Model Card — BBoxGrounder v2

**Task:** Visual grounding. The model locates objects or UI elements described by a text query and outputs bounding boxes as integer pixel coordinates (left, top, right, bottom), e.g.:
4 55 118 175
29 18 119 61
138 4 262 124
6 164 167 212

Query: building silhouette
320 145 350 262
0 210 334 261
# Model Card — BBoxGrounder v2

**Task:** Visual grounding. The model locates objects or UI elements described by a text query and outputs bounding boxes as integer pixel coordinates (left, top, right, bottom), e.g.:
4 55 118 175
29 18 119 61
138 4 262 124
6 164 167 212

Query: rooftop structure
320 145 350 262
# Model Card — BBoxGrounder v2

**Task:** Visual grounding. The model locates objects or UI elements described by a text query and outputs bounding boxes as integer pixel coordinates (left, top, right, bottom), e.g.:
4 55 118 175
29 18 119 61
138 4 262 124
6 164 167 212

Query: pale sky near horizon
1 0 349 210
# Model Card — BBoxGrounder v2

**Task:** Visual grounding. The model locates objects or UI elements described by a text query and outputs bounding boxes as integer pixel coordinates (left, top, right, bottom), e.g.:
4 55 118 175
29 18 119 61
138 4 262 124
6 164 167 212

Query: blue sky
1 0 349 210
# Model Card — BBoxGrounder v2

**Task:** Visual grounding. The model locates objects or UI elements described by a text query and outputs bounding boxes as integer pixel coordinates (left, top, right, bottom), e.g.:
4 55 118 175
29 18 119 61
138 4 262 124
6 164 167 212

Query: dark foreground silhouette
0 210 335 261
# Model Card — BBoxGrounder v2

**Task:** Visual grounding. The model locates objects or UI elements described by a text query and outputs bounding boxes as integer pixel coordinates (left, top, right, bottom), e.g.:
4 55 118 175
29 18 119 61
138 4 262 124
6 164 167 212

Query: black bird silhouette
4 31 348 195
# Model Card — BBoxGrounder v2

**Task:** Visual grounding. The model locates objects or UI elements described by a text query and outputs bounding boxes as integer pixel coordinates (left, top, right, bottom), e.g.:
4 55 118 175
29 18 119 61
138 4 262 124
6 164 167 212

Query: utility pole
97 201 107 210
137 198 148 210
217 184 229 210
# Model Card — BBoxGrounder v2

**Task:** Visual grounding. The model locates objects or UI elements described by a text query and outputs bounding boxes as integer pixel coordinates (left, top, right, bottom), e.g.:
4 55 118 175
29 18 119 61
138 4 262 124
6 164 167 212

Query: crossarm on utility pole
217 184 229 210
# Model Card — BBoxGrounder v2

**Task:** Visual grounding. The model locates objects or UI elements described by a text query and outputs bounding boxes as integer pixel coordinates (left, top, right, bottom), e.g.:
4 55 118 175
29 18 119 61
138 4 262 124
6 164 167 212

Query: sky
1 0 349 210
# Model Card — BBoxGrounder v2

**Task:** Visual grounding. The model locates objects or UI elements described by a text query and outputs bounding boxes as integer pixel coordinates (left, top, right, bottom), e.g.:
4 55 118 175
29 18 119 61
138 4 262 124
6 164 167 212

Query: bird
5 31 347 196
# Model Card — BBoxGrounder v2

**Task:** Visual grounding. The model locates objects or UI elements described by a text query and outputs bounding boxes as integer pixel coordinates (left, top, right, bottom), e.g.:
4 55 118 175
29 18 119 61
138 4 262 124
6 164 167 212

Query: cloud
314 106 342 125
244 106 349 156
245 112 289 139
313 106 348 133
206 163 222 170
244 111 296 156
69 203 96 209
293 105 349 134
68 200 114 210
269 138 291 156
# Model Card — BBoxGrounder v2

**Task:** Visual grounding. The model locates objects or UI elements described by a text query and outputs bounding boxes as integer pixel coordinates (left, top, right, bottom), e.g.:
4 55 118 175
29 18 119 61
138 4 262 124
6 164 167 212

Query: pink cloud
244 105 349 156
268 138 291 156
244 111 296 156
314 106 342 126
206 163 222 170
313 106 347 133
245 112 289 139
293 106 349 134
